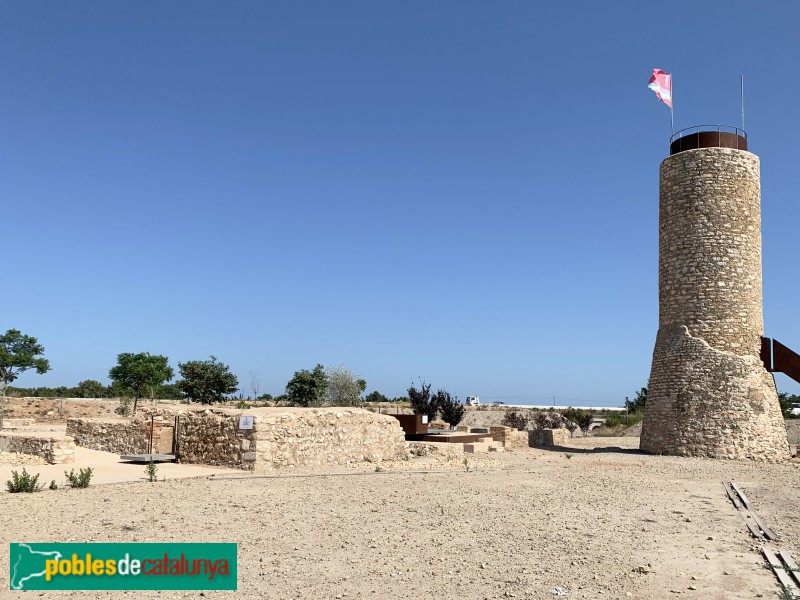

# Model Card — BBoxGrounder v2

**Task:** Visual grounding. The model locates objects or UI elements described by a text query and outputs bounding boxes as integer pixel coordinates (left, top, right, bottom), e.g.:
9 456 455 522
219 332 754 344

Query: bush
408 381 439 419
502 411 528 431
6 468 43 493
603 412 643 428
528 410 578 432
562 407 593 433
65 467 93 489
436 390 465 427
145 459 158 483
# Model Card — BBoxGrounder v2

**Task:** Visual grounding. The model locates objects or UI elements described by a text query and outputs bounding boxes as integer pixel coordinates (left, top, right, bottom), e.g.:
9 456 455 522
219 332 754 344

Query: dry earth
2 437 799 600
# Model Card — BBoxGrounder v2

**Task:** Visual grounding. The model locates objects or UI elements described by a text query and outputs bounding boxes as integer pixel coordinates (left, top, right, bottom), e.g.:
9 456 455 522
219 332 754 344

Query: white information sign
238 415 255 430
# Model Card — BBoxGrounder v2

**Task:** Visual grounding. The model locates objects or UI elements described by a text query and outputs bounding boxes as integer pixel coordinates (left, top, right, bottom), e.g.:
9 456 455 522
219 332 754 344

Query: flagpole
670 74 674 137
741 75 745 132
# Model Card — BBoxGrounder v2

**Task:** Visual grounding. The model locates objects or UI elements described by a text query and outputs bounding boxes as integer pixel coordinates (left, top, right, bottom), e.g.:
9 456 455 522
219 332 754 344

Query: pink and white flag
648 68 672 108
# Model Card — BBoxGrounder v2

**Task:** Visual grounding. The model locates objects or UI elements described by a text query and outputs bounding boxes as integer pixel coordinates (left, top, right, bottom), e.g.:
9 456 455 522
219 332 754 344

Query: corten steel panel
390 413 428 435
761 337 773 372
772 339 800 384
670 131 747 155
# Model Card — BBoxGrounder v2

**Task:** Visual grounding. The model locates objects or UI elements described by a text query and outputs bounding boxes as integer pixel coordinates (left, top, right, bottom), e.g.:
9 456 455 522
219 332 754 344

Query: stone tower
640 127 790 461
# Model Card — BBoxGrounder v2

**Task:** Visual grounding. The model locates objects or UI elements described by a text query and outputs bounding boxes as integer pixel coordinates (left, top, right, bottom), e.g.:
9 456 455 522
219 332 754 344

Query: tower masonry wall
642 147 789 461
658 148 763 356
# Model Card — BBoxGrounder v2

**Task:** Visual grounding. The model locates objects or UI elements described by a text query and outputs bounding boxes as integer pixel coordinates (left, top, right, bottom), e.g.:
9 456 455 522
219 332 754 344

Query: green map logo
9 543 237 590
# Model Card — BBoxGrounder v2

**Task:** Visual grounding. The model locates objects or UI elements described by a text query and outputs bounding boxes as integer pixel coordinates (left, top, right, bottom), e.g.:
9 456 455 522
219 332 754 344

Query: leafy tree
435 389 465 427
502 411 528 431
407 380 439 419
625 387 647 413
155 383 183 400
176 356 238 404
108 352 174 414
364 390 390 403
286 364 328 407
73 379 108 398
778 392 800 419
326 365 364 406
0 329 51 429
562 407 594 432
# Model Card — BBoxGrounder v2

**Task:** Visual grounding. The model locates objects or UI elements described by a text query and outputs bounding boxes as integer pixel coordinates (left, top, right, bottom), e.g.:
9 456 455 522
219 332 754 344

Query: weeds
6 468 43 493
64 467 93 489
145 459 158 482
463 457 470 472
565 453 573 459
49 480 58 490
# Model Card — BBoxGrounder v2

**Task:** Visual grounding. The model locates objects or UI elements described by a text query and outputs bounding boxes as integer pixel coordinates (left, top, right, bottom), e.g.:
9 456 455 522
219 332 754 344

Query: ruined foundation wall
641 148 789 461
67 408 407 471
0 434 76 464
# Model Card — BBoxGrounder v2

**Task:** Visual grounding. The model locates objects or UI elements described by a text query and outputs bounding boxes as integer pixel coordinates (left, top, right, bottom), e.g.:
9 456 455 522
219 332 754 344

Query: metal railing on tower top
669 125 748 155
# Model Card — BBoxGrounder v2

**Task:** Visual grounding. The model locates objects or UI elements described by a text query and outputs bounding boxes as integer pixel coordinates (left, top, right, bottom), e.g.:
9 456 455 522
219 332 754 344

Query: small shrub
65 467 93 489
49 480 58 490
562 407 593 433
145 459 158 482
502 411 528 431
436 390 465 428
604 412 643 428
116 397 132 416
234 400 251 410
6 469 43 493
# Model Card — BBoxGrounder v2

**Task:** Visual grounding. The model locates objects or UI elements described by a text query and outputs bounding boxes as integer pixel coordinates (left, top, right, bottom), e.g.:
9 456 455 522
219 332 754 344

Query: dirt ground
2 436 799 599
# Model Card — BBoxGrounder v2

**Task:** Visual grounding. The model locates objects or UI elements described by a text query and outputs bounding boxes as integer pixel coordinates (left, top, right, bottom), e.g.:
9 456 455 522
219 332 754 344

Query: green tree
625 387 647 413
778 392 800 419
562 407 593 432
0 329 51 429
73 379 108 398
108 352 173 414
408 380 439 419
325 365 364 406
286 364 328 407
177 356 239 404
434 389 465 427
364 390 390 403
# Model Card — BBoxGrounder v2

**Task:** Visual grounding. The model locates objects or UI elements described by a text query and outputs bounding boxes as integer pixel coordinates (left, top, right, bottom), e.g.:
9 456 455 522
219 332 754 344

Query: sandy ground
2 437 799 599
0 446 248 487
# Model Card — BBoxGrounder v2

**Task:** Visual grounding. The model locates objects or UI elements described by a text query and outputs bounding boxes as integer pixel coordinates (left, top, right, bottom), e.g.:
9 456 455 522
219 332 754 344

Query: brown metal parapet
670 125 748 155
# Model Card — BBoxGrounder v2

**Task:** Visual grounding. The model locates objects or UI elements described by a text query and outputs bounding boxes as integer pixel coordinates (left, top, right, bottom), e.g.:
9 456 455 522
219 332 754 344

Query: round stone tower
640 127 790 461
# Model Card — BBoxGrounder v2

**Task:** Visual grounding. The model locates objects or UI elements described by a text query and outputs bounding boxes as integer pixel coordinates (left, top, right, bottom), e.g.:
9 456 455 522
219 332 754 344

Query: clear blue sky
4 2 800 406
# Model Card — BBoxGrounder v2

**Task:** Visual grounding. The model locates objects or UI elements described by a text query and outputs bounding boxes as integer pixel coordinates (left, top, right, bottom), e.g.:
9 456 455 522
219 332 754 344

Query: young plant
64 467 93 489
145 459 158 482
49 479 58 490
6 468 43 493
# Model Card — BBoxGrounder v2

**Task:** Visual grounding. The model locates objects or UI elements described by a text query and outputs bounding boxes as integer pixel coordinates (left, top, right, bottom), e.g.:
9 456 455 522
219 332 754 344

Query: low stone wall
0 434 75 464
67 418 150 455
256 409 407 470
67 408 407 471
531 428 570 447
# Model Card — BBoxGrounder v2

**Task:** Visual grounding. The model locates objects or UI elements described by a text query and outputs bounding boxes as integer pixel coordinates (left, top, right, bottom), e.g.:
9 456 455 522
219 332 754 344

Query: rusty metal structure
670 125 747 155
